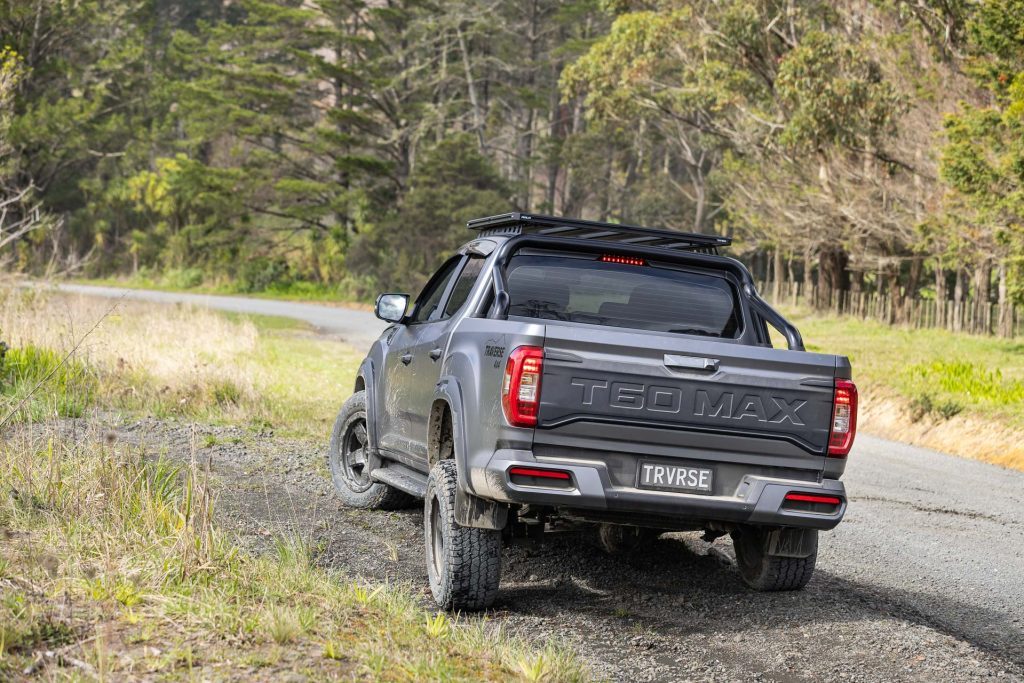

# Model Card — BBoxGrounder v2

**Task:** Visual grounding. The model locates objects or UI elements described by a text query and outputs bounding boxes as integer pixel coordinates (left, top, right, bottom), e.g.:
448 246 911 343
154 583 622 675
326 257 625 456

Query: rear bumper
469 448 846 530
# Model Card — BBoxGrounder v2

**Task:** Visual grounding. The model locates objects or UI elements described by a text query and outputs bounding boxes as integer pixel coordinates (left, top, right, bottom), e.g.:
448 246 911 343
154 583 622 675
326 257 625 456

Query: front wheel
731 527 817 591
424 460 502 611
327 391 412 510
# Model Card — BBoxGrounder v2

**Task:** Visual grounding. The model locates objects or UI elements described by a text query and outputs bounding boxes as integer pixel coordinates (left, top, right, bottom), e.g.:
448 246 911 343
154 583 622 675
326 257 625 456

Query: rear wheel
424 460 502 611
731 527 817 591
327 391 412 510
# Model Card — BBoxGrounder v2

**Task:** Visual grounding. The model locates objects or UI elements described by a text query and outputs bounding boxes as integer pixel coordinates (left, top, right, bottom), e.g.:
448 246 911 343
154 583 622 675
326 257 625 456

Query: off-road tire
327 391 412 510
424 460 502 611
731 527 817 591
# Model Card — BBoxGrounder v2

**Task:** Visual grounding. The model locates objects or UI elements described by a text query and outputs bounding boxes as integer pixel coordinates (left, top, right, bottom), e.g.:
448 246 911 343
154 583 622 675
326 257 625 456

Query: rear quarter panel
440 317 546 494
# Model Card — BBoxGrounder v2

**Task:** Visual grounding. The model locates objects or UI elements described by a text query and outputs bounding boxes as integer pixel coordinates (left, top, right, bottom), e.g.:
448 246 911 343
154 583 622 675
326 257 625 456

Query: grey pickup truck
328 213 857 610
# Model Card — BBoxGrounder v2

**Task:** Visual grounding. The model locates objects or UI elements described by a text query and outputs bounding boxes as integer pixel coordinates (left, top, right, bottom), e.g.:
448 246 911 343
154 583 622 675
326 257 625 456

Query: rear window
506 254 741 338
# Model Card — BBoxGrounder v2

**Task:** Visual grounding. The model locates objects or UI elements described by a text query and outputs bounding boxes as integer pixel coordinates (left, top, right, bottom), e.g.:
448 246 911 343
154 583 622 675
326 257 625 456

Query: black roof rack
467 212 730 255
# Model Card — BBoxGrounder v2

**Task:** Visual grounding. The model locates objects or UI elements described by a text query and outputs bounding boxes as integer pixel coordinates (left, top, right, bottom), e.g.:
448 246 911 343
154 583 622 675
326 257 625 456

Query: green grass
0 430 586 681
0 344 98 424
245 317 364 437
778 306 1024 429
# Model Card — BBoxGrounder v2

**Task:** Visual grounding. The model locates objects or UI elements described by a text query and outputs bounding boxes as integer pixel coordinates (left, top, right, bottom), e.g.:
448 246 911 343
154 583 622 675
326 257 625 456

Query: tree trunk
934 262 946 328
886 263 901 324
772 248 783 303
545 88 565 212
998 260 1013 338
802 246 815 306
901 255 922 323
786 256 796 300
599 146 613 221
455 25 486 152
974 258 992 334
953 268 965 333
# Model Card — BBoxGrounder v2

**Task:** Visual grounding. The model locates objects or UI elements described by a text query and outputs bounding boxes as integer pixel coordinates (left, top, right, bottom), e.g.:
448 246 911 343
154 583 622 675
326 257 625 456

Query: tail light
502 346 543 427
828 379 858 458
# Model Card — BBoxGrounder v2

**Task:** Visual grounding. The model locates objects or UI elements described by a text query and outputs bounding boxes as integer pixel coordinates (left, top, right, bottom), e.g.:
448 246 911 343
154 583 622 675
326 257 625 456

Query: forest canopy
1 0 1022 334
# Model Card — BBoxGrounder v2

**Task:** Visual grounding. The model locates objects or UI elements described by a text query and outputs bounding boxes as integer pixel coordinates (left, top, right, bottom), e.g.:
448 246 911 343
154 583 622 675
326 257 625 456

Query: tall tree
939 0 1024 336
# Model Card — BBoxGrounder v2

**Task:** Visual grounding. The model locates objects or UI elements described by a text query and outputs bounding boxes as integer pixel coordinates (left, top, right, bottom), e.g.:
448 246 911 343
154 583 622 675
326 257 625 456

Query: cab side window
441 257 486 319
409 257 461 324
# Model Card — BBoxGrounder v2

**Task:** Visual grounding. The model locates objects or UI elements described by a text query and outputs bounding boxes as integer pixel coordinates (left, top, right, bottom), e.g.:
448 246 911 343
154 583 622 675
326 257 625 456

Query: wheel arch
356 358 378 452
430 378 507 531
429 378 470 490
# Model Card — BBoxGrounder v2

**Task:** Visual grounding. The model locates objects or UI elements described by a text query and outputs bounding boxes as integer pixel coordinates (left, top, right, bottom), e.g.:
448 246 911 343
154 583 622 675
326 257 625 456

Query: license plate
637 462 713 493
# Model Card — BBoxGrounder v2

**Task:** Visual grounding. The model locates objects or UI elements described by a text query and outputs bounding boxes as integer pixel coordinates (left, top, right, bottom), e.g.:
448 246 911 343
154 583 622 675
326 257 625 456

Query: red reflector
508 467 571 480
784 493 842 506
600 254 646 266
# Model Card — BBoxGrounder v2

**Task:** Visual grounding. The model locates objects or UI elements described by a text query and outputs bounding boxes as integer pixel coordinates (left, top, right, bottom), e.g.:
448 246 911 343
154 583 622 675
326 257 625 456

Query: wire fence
756 280 1024 338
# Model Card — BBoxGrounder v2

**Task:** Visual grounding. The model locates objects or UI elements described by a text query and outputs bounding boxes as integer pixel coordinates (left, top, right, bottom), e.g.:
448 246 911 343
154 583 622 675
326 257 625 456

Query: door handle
428 348 442 361
664 354 719 371
401 353 413 365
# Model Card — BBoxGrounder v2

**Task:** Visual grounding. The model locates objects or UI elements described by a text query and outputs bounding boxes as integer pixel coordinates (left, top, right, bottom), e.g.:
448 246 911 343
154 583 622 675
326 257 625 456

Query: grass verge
1 288 361 437
0 425 585 680
777 305 1024 470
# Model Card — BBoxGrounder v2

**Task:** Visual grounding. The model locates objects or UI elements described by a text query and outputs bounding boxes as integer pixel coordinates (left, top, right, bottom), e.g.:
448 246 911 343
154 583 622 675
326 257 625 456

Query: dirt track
110 418 1023 683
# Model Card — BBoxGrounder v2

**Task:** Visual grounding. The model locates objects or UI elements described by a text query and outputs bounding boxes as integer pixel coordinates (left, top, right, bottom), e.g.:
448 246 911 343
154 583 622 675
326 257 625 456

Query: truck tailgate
537 325 839 470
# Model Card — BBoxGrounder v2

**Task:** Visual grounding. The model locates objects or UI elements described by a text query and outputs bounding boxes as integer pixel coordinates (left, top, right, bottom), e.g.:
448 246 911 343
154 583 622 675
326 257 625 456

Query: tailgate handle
664 354 719 371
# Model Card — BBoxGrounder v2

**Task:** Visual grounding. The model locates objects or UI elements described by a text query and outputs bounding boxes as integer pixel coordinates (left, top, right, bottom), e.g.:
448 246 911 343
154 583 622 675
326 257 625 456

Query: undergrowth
0 345 97 423
904 360 1024 408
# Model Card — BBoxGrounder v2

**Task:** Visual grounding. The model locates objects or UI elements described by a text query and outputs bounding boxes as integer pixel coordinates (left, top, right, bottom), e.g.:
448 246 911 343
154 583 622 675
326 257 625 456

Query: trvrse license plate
637 461 713 493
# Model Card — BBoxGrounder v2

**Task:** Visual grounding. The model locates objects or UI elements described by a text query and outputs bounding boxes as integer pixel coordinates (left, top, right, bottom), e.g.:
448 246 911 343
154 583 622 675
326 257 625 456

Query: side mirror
375 293 409 323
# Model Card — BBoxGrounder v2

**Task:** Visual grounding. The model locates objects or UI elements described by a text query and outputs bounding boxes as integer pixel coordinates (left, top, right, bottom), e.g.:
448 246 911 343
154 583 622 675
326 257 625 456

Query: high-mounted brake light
828 379 858 458
600 254 646 266
502 346 544 427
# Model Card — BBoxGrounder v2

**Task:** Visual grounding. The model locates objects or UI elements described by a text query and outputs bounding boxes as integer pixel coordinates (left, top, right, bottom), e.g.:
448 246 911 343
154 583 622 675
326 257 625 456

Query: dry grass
0 288 362 435
1 288 260 422
0 287 586 680
0 423 587 681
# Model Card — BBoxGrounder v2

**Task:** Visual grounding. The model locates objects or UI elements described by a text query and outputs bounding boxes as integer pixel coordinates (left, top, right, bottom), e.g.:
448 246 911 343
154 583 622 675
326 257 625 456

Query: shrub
237 257 292 293
161 267 204 290
909 393 933 422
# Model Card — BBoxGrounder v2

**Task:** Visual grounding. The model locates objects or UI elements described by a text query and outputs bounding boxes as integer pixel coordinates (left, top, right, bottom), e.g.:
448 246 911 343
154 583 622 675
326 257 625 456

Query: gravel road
55 283 1024 681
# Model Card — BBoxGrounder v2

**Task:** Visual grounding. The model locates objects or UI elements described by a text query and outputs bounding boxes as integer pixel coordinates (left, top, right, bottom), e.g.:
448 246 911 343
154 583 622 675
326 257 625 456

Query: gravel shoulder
107 417 1023 683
